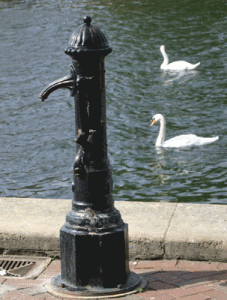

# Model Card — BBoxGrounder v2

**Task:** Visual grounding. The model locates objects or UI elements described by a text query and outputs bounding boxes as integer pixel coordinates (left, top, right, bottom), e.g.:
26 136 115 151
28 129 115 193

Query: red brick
43 260 61 273
180 294 210 300
0 277 6 284
177 276 215 289
209 280 227 293
202 288 227 299
45 298 62 300
3 278 46 288
142 270 191 286
136 260 177 271
206 271 227 281
180 270 223 281
176 260 219 272
62 298 93 300
136 260 159 269
16 285 48 295
142 272 157 283
171 270 191 277
165 285 213 298
177 271 227 289
141 289 176 299
38 260 61 279
40 294 61 300
129 261 138 270
218 263 227 271
135 268 155 275
148 280 177 291
3 291 45 300
154 272 185 285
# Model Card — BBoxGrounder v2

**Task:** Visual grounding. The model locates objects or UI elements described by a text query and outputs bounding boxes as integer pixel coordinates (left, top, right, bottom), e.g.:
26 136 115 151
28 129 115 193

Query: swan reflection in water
160 69 199 86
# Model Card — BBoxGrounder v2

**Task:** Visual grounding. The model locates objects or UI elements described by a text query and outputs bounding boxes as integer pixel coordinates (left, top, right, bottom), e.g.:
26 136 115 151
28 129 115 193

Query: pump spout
39 72 74 101
39 64 79 101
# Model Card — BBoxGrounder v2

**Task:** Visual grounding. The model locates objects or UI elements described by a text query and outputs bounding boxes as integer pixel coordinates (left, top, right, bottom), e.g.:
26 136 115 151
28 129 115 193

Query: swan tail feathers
188 62 200 70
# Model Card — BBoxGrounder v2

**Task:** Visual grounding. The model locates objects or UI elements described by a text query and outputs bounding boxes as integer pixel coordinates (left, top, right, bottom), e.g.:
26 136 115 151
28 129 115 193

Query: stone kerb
0 198 227 262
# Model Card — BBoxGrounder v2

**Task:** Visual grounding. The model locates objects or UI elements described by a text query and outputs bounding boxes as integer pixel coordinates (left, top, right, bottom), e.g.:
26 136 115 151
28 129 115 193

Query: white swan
151 114 219 148
160 45 200 70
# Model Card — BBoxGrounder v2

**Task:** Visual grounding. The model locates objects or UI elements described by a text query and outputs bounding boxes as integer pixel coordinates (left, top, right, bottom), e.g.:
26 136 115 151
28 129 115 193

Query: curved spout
39 73 74 101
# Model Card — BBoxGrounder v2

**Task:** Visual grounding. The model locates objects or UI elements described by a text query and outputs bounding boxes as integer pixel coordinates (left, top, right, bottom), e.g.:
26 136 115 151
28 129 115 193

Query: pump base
46 272 146 299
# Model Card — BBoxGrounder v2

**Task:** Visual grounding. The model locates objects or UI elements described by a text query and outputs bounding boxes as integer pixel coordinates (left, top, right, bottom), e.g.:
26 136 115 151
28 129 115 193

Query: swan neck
156 117 166 146
161 48 169 67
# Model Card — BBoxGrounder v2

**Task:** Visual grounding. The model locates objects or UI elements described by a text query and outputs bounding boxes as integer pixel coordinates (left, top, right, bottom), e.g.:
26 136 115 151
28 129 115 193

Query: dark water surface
0 0 226 203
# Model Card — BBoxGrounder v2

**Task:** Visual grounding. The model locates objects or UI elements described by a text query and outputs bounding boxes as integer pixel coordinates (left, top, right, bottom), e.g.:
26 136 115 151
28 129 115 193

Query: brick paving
0 259 227 299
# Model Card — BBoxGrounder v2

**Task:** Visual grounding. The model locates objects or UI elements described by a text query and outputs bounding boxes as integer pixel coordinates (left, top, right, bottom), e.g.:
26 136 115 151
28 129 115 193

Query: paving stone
140 289 176 299
87 296 143 300
148 280 177 291
61 298 86 300
135 268 155 275
201 288 227 299
45 296 63 300
205 271 227 281
2 290 46 300
40 293 63 299
209 280 227 293
164 284 213 298
170 270 191 277
179 294 210 300
176 260 220 271
142 273 157 283
153 272 185 285
136 260 160 269
2 259 227 299
218 263 227 271
113 295 144 300
129 261 138 270
136 260 178 271
3 278 46 288
177 276 218 289
62 298 81 300
38 260 61 279
16 286 47 295
62 298 83 300
0 285 16 296
179 270 224 281
43 260 61 273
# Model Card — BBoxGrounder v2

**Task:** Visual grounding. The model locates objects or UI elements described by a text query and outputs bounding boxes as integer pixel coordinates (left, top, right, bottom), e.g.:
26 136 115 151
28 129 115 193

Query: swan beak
150 119 156 126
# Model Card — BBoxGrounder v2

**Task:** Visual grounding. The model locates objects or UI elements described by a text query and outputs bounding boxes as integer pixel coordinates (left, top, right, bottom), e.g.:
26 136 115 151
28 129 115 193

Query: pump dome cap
65 16 112 59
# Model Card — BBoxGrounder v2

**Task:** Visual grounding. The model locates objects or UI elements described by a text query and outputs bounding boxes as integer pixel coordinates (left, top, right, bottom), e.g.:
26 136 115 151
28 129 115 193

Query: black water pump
39 16 144 298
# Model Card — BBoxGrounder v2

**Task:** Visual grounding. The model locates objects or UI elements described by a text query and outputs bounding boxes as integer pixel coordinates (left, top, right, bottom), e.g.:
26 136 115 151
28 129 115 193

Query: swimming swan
151 114 219 148
160 45 200 70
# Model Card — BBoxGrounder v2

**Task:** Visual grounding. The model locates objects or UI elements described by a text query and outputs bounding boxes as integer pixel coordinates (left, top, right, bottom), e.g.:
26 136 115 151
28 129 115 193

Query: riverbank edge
0 197 227 262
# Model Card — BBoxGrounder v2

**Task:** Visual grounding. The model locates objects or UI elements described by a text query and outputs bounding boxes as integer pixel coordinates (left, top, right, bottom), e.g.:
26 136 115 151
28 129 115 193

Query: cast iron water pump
39 16 144 298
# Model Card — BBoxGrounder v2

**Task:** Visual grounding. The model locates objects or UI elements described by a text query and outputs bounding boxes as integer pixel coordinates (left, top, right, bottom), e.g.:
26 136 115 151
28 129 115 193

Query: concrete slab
0 198 176 260
0 197 71 251
116 201 177 260
165 203 227 261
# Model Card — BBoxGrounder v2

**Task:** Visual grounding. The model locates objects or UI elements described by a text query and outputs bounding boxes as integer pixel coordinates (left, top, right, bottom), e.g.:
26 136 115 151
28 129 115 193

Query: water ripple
0 0 226 203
